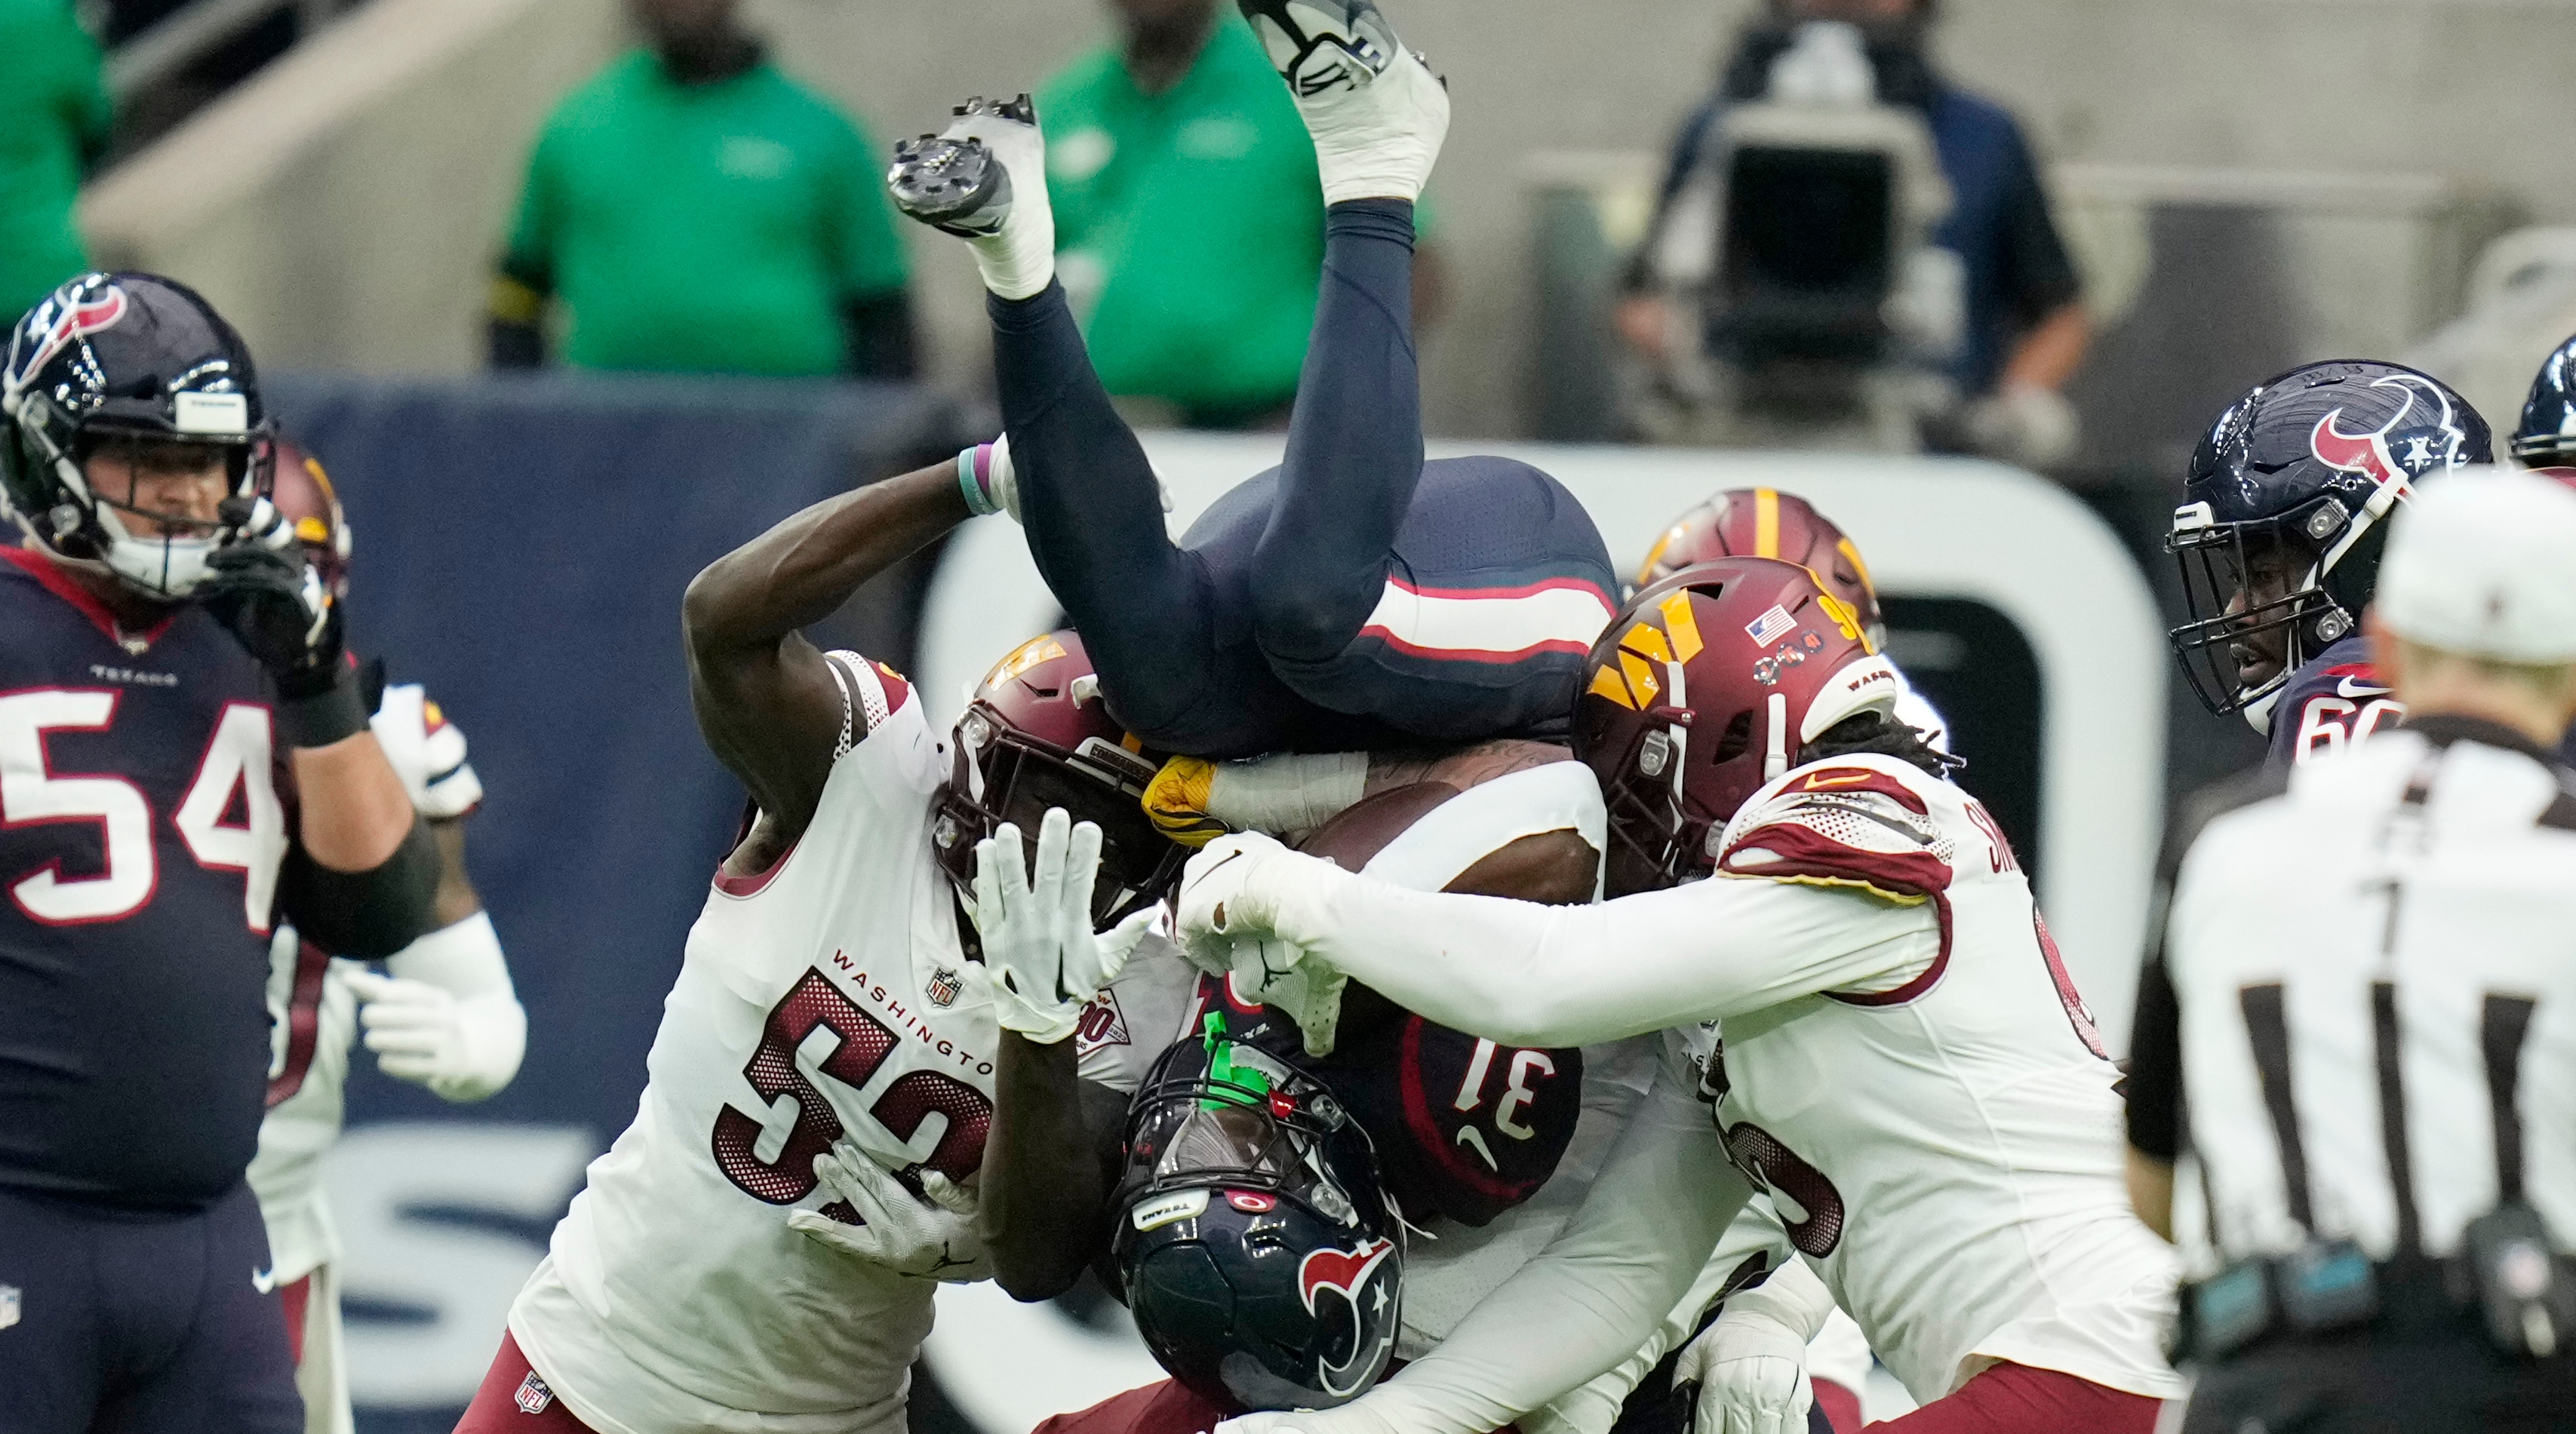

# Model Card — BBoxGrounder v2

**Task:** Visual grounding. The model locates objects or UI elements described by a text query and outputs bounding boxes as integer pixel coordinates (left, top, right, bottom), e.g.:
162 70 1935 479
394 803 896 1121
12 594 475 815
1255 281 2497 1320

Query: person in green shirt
0 0 112 324
488 0 916 379
1039 0 1438 428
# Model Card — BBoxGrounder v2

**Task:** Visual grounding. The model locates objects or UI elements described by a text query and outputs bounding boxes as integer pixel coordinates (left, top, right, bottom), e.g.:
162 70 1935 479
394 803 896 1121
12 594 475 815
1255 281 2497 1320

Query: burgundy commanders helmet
933 631 1187 926
1635 487 1887 648
266 434 352 599
1575 557 1902 896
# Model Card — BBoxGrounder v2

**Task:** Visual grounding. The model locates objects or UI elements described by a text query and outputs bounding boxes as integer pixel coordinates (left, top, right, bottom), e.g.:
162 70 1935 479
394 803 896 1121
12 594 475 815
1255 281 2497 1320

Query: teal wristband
958 444 1001 517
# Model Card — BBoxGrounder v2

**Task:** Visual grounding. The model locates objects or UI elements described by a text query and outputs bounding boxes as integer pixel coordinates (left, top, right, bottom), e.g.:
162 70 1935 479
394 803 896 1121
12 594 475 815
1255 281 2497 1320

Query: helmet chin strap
1763 692 1791 782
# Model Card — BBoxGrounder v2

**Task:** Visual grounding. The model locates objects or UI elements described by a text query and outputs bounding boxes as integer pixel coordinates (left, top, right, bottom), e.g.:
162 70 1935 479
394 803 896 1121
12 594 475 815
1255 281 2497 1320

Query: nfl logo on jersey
0 1284 17 1331
514 1371 554 1414
926 966 964 1008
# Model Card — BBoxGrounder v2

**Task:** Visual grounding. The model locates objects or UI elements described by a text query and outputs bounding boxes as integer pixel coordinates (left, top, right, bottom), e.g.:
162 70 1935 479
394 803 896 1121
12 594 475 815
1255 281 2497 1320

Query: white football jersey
250 683 484 1284
510 654 990 1434
1669 752 2180 1402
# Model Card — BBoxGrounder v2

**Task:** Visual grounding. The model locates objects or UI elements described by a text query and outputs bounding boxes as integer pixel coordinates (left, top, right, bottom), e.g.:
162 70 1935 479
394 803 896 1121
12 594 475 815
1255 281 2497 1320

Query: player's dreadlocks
1801 710 1962 781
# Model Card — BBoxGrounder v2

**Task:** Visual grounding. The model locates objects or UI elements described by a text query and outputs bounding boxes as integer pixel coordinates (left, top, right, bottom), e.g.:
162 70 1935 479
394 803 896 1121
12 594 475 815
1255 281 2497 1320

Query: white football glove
787 1137 992 1281
1175 833 1348 1055
973 806 1158 1043
342 913 525 1102
1674 1260 1840 1434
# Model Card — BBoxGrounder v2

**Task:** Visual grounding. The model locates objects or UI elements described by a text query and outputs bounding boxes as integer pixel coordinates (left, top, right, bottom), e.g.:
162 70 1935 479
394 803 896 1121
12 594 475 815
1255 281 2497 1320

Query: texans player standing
0 273 440 1429
249 438 527 1434
2166 361 2489 766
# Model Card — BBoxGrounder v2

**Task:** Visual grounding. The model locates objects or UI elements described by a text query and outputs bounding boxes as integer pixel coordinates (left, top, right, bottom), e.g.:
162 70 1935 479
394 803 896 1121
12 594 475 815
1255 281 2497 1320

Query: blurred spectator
487 0 916 379
0 0 111 322
1620 0 2087 462
1039 0 1440 429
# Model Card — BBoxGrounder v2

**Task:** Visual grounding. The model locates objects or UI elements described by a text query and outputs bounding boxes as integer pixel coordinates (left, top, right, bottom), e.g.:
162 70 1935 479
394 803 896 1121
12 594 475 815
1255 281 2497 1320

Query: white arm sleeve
1529 1197 1805 1434
1271 869 1935 1048
1335 1064 1753 1434
380 910 526 1100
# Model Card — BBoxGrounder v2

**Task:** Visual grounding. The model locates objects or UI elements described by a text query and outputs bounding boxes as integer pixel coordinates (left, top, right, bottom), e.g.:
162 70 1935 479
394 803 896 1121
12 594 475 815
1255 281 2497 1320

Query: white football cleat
1237 0 1449 204
887 94 1056 300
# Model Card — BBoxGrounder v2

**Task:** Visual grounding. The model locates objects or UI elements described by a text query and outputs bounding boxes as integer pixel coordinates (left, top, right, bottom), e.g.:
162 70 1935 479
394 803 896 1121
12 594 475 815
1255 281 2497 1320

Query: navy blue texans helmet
2166 361 2489 717
1113 1018 1404 1414
2512 330 2576 473
1 272 275 600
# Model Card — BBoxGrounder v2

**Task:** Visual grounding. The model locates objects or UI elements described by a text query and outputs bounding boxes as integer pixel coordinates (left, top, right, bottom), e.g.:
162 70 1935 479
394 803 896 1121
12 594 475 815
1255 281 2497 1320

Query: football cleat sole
1237 0 1402 100
887 94 1034 238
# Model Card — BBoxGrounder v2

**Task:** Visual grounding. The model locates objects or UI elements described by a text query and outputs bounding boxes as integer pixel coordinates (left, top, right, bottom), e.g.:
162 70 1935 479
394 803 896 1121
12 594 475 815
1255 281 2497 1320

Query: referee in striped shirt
2128 468 2576 1432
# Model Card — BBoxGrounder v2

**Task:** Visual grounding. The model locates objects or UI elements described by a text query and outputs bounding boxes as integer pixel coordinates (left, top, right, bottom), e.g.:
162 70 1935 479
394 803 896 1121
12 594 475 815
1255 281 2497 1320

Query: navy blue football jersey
2267 635 2404 769
1181 971 1585 1228
0 549 294 1208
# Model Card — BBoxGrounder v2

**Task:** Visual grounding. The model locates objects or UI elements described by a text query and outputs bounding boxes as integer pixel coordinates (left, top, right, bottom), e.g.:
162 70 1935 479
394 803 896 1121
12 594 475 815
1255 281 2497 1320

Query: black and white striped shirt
2129 717 2576 1264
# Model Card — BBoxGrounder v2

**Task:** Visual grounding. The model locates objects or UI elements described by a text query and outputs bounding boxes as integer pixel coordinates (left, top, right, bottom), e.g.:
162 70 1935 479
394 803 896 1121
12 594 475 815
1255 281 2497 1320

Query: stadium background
41 0 2576 1426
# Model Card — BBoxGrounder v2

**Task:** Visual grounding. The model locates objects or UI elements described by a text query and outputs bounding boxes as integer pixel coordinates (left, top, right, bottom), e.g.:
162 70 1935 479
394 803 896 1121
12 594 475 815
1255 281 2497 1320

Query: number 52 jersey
509 654 995 1434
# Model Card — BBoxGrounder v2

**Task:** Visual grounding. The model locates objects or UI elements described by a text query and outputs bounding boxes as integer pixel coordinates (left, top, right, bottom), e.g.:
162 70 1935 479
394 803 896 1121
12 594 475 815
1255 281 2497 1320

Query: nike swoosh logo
1455 1125 1499 1171
251 1267 279 1294
2337 676 2392 699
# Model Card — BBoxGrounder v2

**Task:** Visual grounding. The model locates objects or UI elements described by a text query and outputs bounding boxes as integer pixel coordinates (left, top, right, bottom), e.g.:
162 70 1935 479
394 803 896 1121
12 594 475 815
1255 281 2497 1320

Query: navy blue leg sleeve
989 283 1224 744
1246 200 1620 740
1250 198 1425 665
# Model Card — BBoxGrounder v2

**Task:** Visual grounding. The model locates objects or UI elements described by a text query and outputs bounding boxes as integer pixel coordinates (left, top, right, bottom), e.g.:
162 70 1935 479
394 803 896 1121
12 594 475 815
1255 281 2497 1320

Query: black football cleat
887 94 1036 238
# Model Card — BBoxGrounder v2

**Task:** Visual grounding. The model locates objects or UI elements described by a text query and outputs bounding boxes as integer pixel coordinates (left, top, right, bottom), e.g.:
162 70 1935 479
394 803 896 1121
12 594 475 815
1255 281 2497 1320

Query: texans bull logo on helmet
2307 372 2474 498
7 282 128 398
1299 1236 1400 1399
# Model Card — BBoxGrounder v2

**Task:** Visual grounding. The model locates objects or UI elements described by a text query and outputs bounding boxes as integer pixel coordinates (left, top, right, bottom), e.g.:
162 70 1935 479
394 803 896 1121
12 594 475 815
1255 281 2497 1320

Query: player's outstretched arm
1180 836 1936 1048
1222 1066 1750 1434
973 810 1160 1299
983 1033 1130 1300
682 461 970 836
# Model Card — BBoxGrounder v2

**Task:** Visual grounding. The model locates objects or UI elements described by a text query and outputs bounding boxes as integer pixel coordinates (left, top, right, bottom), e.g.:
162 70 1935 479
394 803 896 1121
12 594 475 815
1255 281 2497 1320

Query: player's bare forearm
2127 1147 2176 1241
429 818 482 927
982 1032 1124 1300
681 461 970 828
291 730 419 871
1364 739 1567 798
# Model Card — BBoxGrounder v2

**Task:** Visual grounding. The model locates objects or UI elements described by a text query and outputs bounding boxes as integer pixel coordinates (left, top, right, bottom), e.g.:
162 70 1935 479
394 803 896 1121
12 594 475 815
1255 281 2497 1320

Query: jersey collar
2 545 183 653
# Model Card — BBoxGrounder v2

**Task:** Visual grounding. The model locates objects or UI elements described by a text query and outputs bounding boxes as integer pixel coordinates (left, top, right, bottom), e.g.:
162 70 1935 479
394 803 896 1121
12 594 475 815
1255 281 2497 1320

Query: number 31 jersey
510 653 993 1434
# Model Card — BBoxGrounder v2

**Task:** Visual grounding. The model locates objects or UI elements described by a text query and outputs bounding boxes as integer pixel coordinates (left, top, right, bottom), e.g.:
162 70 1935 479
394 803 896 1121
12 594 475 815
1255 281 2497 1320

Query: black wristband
275 662 368 748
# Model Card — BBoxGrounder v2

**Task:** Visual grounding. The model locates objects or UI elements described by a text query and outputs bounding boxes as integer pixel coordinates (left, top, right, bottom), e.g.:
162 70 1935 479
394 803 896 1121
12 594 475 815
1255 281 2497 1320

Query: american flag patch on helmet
1744 604 1797 645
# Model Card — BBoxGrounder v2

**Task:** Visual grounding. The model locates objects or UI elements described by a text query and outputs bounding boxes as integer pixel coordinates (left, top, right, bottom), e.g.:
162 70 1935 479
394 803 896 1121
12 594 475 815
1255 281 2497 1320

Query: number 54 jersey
509 654 994 1434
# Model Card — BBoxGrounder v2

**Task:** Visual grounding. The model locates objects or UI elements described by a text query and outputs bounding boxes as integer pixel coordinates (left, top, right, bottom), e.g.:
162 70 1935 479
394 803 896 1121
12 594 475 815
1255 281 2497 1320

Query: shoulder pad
824 650 914 745
1715 760 1955 903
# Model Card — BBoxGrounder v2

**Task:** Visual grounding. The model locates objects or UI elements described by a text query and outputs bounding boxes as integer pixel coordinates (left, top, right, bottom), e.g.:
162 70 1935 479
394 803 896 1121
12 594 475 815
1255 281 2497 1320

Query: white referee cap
2375 466 2576 663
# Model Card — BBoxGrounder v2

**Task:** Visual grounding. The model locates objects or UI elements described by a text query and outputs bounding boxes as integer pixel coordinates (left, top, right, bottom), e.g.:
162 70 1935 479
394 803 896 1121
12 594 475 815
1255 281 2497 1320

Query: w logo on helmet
1299 1236 1399 1397
1587 591 1707 711
2310 373 2471 497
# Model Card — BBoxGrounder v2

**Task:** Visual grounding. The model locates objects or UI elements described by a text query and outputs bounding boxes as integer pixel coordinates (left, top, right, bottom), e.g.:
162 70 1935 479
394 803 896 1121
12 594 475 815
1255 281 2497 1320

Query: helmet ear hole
1714 710 1754 764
